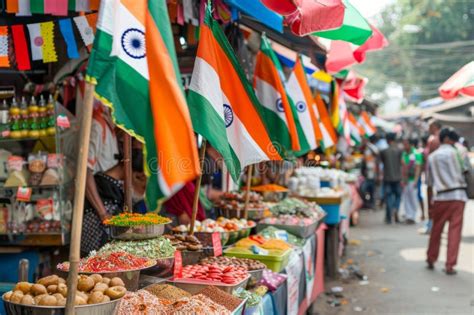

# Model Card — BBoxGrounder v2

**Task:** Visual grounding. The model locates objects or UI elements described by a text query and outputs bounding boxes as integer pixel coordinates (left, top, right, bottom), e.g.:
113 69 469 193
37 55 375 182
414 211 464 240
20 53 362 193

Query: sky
350 0 394 21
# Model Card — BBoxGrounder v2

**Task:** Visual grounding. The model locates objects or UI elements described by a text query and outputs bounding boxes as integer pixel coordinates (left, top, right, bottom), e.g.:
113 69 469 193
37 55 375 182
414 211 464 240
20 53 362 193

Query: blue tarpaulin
224 0 283 33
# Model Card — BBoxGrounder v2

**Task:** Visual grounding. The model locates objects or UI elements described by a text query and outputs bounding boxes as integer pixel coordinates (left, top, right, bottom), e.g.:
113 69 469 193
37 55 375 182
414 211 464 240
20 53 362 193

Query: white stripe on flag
287 73 317 149
189 58 225 119
110 1 149 80
254 77 288 125
73 15 95 46
76 0 90 12
27 23 43 61
17 0 31 16
96 0 115 35
222 93 270 167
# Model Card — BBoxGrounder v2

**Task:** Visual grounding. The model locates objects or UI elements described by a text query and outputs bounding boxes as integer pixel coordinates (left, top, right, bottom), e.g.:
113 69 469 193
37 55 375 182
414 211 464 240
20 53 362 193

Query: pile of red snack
181 264 248 284
58 252 155 273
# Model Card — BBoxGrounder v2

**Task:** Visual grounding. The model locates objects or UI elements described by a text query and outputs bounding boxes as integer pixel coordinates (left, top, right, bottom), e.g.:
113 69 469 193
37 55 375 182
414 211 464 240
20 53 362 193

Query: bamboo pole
65 82 95 315
189 140 207 235
123 133 132 212
242 164 253 220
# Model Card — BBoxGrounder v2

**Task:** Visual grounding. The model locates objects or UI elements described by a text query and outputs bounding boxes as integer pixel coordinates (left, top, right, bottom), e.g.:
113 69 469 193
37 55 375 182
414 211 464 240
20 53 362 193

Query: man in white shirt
426 128 468 275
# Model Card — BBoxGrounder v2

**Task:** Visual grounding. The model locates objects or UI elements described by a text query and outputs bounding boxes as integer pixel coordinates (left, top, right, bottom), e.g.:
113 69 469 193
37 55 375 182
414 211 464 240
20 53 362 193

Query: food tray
168 275 250 294
109 223 169 240
247 268 264 288
257 220 319 238
231 297 247 315
216 208 266 220
57 261 156 291
224 248 291 273
140 256 174 278
2 298 121 315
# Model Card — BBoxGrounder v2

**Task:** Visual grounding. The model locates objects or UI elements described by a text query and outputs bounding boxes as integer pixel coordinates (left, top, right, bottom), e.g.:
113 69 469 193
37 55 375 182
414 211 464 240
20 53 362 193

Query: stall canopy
342 71 367 103
353 24 389 63
325 40 357 74
225 0 283 33
313 0 372 45
438 61 474 99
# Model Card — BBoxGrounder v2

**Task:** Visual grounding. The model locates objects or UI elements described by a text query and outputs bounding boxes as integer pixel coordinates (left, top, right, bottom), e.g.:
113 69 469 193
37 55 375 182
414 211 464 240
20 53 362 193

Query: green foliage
355 0 474 104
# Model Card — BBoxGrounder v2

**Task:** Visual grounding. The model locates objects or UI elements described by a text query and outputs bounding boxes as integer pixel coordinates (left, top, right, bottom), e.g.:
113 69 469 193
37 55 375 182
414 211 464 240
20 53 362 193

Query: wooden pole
123 133 132 212
65 82 95 315
243 164 253 220
189 140 207 235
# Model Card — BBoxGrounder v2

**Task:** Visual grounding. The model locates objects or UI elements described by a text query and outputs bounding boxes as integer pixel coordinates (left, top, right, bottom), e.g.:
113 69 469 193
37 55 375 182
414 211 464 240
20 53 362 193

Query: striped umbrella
439 61 474 99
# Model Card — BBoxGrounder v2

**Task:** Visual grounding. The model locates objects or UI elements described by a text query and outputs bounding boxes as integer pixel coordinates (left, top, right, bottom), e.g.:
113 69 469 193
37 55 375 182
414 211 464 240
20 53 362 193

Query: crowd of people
359 120 471 275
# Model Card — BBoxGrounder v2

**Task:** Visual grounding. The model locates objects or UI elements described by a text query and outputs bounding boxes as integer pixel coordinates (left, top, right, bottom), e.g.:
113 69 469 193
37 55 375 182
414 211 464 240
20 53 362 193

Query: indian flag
254 35 310 156
330 81 343 133
348 112 364 145
86 0 200 211
359 111 376 137
286 56 322 150
187 7 282 181
315 93 337 149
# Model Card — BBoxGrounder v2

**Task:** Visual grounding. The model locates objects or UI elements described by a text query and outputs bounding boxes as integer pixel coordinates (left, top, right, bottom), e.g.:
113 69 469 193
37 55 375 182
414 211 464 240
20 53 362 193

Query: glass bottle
46 95 56 136
27 96 40 138
9 98 22 139
0 100 9 138
19 97 29 138
38 95 47 137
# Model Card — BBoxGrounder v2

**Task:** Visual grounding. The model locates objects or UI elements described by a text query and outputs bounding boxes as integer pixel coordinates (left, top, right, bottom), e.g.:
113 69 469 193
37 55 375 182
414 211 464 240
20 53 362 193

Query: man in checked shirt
426 128 470 275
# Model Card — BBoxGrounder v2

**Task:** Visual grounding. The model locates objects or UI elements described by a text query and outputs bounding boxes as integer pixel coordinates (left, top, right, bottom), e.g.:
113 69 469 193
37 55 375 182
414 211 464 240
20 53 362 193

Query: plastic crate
321 204 341 225
223 248 292 272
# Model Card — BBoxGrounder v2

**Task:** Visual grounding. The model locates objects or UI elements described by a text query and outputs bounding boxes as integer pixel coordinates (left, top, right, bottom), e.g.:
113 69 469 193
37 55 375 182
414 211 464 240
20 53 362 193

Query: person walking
401 138 422 224
360 137 379 209
380 133 403 224
426 128 469 275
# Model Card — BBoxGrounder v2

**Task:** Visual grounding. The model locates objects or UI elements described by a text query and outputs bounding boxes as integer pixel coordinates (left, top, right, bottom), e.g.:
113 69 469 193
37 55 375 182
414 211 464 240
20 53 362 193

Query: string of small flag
0 13 97 70
5 0 100 16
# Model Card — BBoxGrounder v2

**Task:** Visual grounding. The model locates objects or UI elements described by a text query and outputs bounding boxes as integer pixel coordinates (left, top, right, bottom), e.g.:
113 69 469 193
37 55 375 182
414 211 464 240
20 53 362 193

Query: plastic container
322 204 341 225
223 248 291 273
168 275 250 294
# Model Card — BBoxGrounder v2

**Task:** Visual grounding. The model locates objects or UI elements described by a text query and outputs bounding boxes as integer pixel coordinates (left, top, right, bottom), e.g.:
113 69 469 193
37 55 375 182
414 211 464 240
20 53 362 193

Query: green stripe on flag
187 89 242 178
68 0 76 11
30 0 45 14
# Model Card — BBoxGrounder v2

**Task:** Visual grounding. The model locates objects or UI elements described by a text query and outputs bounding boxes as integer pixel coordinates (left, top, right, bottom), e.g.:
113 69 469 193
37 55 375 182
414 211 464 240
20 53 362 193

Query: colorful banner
27 23 43 61
11 25 31 70
0 27 10 67
39 21 57 63
17 0 32 16
73 15 95 48
59 19 80 59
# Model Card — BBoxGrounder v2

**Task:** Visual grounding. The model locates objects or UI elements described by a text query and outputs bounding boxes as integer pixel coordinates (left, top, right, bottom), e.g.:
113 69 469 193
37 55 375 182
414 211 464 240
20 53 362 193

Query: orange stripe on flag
6 0 19 13
90 0 100 10
86 13 98 33
294 58 322 142
145 11 200 187
197 25 282 160
254 52 301 151
122 0 146 25
315 93 337 143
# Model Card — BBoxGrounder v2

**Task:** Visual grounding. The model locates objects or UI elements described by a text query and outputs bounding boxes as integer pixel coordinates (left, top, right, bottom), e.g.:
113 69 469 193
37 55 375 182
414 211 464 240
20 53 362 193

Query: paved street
312 201 474 315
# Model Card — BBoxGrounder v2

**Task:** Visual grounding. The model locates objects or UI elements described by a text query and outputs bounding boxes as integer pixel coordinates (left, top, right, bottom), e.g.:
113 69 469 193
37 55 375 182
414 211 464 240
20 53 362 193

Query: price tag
17 187 32 202
7 156 24 171
47 154 63 168
212 232 222 257
56 115 70 128
173 250 183 278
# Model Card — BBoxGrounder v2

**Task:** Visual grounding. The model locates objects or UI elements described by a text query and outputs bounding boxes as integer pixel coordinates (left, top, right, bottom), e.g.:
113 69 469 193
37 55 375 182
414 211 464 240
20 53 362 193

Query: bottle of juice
0 99 9 138
9 98 22 139
27 96 40 138
46 94 56 136
19 97 29 138
38 95 48 137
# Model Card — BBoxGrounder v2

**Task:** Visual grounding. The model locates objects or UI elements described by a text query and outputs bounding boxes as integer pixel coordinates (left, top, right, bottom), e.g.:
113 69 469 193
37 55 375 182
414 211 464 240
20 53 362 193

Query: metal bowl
2 298 121 315
260 191 288 202
109 223 169 240
140 256 174 278
226 231 240 245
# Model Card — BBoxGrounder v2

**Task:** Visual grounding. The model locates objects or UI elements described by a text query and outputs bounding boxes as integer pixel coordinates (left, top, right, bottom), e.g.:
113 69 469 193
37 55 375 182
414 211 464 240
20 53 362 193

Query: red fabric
439 61 474 99
260 0 297 15
353 24 388 63
164 182 205 221
325 40 357 74
285 0 345 36
11 25 31 71
427 200 465 269
342 71 367 103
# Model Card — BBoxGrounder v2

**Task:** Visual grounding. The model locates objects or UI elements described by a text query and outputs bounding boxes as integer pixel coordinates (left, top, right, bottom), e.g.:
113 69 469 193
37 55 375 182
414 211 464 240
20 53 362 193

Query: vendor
163 181 206 226
81 142 146 256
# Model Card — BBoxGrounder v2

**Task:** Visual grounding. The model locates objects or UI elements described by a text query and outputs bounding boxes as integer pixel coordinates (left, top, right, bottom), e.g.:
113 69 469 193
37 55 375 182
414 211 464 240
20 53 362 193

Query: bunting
0 27 10 67
39 21 57 63
11 25 31 70
59 19 80 59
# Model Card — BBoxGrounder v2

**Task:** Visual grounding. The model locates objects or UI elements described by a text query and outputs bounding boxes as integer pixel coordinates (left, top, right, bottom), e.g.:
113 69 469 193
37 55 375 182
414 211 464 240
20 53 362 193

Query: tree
355 0 474 106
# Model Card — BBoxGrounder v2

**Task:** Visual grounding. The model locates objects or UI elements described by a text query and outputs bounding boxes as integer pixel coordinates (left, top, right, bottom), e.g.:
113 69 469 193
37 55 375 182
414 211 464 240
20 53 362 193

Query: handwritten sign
17 187 32 202
173 250 183 278
212 232 222 257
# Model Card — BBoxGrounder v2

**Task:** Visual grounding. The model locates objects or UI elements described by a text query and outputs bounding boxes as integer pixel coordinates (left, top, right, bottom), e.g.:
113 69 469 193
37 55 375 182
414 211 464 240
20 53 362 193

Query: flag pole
123 134 133 212
189 140 207 235
65 82 95 315
243 164 254 220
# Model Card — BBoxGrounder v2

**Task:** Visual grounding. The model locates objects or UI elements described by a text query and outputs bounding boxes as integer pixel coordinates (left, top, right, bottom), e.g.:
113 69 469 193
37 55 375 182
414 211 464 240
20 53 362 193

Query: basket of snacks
104 213 171 240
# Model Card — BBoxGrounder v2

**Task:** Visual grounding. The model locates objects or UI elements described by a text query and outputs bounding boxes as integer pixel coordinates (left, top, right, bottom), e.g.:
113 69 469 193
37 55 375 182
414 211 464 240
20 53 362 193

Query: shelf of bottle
0 134 56 144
